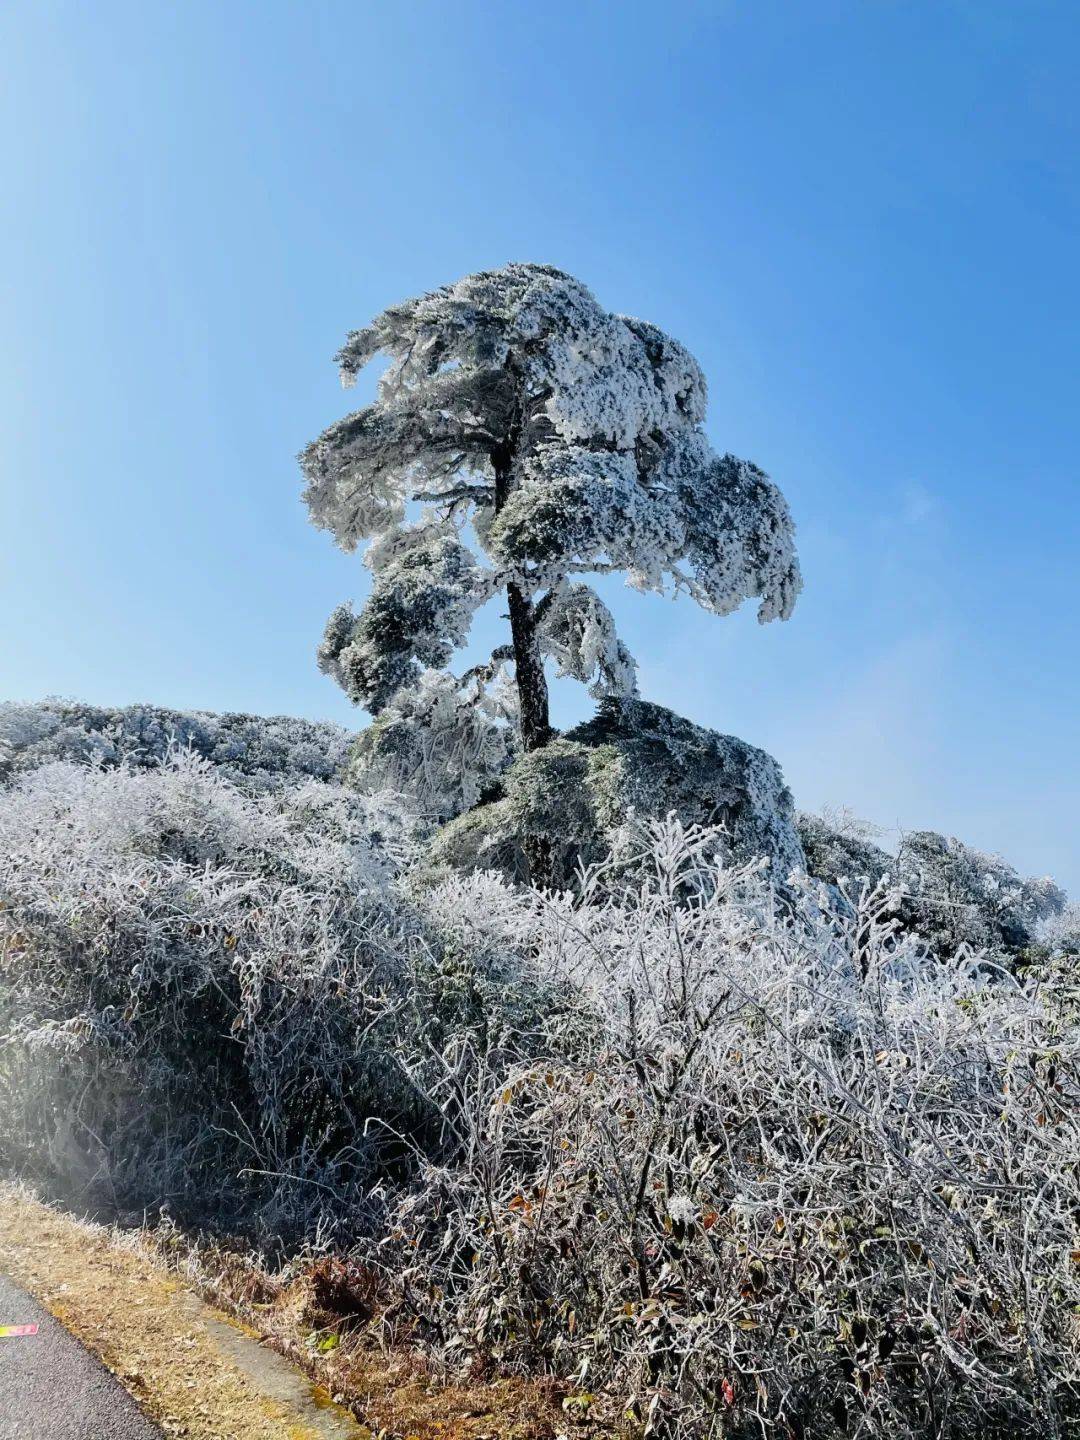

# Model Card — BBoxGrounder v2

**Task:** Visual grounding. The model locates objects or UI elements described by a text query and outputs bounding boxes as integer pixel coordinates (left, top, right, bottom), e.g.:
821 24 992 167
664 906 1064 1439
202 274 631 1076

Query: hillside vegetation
1 700 1077 1439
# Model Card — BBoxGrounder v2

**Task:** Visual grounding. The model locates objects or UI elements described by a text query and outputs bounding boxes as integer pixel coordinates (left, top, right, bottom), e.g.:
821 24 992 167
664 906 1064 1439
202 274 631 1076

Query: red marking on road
0 1324 39 1337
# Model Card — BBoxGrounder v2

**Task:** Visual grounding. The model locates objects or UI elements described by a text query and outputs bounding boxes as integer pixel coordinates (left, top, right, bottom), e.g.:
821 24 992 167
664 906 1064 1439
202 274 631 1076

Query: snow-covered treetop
301 263 801 740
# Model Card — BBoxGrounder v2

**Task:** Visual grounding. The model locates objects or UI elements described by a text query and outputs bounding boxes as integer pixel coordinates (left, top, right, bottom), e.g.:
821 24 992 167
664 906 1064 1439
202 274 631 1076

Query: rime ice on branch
301 263 802 752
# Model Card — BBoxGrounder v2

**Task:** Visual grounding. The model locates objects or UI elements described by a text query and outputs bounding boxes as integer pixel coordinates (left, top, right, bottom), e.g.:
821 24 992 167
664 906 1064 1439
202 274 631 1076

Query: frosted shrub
0 699 352 787
799 808 1065 965
2 750 1075 1436
894 830 1065 961
375 822 1080 1439
0 752 440 1238
1039 902 1080 960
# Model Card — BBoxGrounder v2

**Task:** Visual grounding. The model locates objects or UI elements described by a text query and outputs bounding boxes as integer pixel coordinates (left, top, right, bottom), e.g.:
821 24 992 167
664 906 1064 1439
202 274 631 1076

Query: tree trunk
506 580 552 752
493 442 551 753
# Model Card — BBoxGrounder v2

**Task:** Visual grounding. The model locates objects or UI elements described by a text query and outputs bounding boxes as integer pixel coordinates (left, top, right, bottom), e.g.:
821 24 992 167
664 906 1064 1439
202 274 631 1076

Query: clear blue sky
2 1 1077 892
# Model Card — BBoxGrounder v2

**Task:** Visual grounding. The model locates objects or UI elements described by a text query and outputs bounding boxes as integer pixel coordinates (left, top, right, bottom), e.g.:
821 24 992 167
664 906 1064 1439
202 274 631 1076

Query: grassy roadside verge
0 1182 367 1439
0 1184 607 1440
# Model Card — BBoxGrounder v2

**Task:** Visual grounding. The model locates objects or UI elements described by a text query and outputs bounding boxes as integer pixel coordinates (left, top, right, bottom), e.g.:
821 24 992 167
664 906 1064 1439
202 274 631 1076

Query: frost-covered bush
1038 902 1080 960
895 829 1064 960
797 808 893 894
0 751 561 1240
0 699 352 788
2 744 1075 1435
799 809 1065 964
373 823 1080 1439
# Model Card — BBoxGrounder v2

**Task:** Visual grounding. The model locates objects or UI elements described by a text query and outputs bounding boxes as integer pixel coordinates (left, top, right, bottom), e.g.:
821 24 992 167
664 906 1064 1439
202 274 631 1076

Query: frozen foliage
344 668 517 822
1039 902 1080 958
895 829 1065 960
537 581 638 700
301 263 801 755
798 810 893 893
375 822 1080 1439
317 522 498 712
799 810 1066 963
432 698 804 887
0 699 351 789
1 751 1076 1436
0 751 431 1235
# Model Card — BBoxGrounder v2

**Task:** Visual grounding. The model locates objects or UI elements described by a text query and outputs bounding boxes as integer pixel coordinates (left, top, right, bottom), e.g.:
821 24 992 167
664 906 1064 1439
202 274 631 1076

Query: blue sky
2 0 1077 892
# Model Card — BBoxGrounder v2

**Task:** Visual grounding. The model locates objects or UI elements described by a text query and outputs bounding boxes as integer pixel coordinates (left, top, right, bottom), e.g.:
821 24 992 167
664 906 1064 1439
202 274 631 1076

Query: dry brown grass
142 1231 614 1440
0 1185 609 1440
0 1183 365 1439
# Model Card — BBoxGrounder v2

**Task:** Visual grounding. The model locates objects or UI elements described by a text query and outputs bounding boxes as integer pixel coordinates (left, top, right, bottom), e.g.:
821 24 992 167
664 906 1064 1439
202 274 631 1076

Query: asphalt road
0 1272 162 1439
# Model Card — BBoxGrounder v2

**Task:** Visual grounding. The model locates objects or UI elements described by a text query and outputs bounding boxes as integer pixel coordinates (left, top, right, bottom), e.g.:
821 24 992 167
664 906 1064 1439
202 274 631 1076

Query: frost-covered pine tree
302 264 801 754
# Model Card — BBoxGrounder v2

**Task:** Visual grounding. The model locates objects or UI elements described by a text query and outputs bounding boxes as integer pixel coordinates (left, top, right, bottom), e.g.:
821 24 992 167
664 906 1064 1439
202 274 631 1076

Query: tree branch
412 484 495 505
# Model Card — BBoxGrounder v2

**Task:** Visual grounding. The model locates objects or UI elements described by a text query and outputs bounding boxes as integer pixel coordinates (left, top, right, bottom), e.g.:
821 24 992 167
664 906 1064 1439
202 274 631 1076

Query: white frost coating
301 263 802 731
487 444 687 581
0 699 352 787
348 667 517 820
315 520 498 713
797 808 1067 961
537 582 638 699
